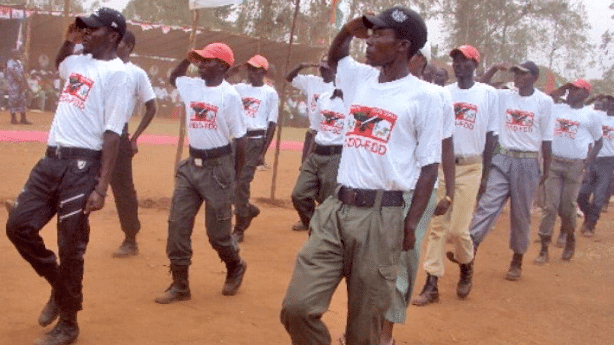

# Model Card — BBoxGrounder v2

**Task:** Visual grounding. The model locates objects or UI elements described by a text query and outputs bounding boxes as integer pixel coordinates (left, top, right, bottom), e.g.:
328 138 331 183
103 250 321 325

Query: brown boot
34 310 79 345
562 233 575 261
155 265 191 304
38 292 59 327
457 261 473 299
222 259 247 296
533 236 549 265
411 274 439 306
505 253 523 281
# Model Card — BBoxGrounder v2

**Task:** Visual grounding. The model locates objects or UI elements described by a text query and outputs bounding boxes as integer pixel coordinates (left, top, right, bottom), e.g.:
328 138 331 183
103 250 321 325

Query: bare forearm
478 66 499 85
286 64 308 83
482 132 497 179
131 100 157 142
328 27 353 69
234 136 247 176
542 141 552 175
96 131 121 194
587 138 603 163
55 41 76 70
442 137 455 199
262 122 277 156
170 59 190 87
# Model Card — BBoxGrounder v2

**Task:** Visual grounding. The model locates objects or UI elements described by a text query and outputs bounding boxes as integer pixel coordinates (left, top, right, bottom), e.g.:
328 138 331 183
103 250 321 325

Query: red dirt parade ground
0 111 612 344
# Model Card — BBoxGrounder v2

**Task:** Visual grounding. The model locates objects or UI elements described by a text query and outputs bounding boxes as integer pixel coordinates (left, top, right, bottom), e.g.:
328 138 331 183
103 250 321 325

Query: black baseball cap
76 7 126 39
362 7 427 51
510 61 539 76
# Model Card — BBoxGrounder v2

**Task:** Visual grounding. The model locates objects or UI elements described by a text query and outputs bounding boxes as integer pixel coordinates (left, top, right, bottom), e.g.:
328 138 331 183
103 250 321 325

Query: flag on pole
189 0 242 9
330 0 343 27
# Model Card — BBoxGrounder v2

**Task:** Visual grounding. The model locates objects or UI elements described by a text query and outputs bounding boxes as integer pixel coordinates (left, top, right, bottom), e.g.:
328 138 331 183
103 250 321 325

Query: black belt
246 129 266 137
338 186 403 207
314 144 342 156
189 144 232 160
46 146 101 160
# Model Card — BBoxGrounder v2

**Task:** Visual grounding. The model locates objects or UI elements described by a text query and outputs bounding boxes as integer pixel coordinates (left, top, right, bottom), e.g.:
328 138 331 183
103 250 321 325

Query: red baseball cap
450 45 480 64
571 79 591 92
247 55 269 71
188 42 234 66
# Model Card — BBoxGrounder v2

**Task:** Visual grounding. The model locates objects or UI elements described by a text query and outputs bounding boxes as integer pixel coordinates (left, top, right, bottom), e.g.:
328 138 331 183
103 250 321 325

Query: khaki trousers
423 163 481 276
281 192 404 345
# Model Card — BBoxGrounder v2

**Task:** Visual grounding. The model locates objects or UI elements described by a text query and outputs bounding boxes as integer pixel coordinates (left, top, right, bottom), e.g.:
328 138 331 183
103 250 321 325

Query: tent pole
269 0 301 200
174 9 200 177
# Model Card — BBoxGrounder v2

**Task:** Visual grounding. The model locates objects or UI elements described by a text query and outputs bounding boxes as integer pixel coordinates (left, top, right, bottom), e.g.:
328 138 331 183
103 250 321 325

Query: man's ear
398 39 411 54
109 30 121 45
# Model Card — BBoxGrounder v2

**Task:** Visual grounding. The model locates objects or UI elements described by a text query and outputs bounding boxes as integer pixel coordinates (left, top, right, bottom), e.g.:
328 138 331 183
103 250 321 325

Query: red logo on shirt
554 118 579 139
320 110 345 135
189 101 218 129
242 97 261 118
602 125 614 139
454 102 477 130
505 109 534 133
58 73 94 110
344 105 397 155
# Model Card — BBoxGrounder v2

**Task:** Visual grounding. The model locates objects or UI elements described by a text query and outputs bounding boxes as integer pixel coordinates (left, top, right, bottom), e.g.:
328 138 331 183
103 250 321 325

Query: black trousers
6 154 100 312
110 131 140 238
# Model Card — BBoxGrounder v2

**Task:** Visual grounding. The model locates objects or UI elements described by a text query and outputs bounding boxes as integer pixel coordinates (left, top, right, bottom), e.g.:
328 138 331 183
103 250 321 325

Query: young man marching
111 30 157 258
281 7 442 345
535 80 602 263
155 43 247 304
6 8 128 345
228 55 279 242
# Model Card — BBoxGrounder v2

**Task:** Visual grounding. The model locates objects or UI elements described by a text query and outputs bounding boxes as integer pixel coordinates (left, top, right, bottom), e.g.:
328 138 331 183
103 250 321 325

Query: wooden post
174 9 200 175
269 0 301 200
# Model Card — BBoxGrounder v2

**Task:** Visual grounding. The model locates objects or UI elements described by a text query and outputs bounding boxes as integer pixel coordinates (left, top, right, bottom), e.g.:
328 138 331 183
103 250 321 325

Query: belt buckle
55 146 62 159
194 158 203 167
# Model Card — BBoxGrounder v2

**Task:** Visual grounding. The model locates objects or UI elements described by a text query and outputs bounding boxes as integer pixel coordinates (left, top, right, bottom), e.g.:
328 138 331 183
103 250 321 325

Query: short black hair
122 30 136 48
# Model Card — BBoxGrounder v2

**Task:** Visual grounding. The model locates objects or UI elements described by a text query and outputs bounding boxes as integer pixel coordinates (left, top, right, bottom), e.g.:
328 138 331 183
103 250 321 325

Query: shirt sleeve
226 90 247 139
441 89 455 139
291 75 309 92
58 55 80 80
267 88 279 124
589 110 604 141
336 56 379 109
136 68 156 104
175 76 197 104
104 70 130 135
415 91 443 167
311 94 324 131
540 96 555 141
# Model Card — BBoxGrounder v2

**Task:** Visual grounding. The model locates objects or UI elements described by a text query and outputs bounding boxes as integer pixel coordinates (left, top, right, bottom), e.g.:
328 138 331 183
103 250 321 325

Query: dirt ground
0 111 613 345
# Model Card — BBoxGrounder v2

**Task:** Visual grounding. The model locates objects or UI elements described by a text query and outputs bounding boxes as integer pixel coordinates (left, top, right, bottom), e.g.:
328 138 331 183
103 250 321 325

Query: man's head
362 7 427 67
117 30 136 61
76 7 126 56
246 55 268 86
510 61 539 90
188 42 234 82
422 64 437 83
566 79 591 105
408 41 431 78
450 45 479 80
319 57 335 83
603 95 614 115
434 67 449 87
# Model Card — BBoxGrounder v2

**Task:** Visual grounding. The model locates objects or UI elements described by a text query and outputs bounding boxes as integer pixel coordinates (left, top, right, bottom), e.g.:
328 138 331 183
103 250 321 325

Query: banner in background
189 0 243 9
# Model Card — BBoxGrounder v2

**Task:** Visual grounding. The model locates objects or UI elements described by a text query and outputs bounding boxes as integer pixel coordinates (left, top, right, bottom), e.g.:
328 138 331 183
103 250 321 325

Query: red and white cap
450 45 480 64
188 42 235 66
247 55 269 71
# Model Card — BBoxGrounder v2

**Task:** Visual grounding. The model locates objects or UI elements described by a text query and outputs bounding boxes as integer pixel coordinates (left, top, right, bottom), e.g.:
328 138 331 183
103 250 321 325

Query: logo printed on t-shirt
505 109 534 133
602 125 614 139
554 118 579 139
454 102 477 130
189 101 218 129
241 97 261 118
58 73 94 110
320 110 345 135
344 105 397 155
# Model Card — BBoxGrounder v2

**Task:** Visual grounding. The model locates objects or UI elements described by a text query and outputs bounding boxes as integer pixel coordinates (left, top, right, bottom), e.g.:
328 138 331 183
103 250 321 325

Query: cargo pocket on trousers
213 164 232 190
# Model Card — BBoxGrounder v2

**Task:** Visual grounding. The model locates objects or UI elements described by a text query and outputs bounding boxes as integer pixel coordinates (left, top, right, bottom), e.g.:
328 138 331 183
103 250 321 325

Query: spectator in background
6 49 32 124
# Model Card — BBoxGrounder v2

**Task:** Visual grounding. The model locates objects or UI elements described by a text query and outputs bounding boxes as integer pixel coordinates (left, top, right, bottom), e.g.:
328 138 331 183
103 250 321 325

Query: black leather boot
34 310 79 345
562 232 575 261
534 236 549 265
411 274 439 306
222 259 247 296
155 265 191 304
505 253 523 281
457 261 474 299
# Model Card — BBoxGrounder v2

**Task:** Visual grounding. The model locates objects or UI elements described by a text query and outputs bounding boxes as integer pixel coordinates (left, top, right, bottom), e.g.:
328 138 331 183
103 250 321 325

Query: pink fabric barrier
0 130 303 151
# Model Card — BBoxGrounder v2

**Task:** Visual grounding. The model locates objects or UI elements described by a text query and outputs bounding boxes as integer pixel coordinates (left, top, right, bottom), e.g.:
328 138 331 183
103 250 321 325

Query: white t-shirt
440 87 455 140
48 55 129 150
598 111 614 157
552 103 602 160
446 82 498 157
124 62 156 123
233 83 279 131
291 75 334 128
312 90 346 146
335 57 442 192
497 88 555 152
175 77 246 150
